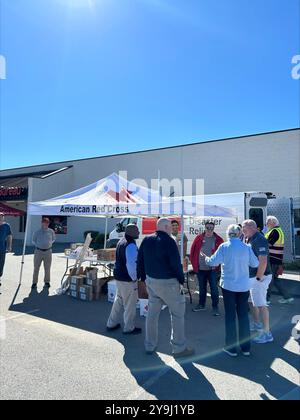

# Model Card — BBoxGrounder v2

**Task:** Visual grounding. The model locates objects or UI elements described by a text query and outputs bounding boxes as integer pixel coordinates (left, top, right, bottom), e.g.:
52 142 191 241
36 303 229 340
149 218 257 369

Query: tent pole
104 216 108 249
181 199 184 264
19 213 30 286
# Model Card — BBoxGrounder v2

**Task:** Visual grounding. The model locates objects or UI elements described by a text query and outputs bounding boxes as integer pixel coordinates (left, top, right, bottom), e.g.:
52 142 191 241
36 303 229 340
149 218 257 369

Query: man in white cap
107 224 142 335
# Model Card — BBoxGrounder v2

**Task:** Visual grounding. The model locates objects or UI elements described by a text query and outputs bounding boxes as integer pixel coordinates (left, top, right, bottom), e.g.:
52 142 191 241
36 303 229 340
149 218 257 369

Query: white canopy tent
20 173 237 284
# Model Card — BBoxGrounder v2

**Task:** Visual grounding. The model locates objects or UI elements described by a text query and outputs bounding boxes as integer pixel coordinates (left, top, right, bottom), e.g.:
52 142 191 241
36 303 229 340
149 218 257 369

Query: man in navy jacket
137 218 194 358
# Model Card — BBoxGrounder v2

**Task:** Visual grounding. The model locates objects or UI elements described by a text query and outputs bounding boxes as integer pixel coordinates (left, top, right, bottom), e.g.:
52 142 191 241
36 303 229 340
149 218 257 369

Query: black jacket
137 231 185 284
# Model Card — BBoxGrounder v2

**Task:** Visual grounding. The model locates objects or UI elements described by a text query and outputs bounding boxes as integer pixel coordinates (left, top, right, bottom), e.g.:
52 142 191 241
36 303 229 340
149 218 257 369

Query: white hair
227 224 241 239
157 218 171 231
266 216 279 226
242 219 257 229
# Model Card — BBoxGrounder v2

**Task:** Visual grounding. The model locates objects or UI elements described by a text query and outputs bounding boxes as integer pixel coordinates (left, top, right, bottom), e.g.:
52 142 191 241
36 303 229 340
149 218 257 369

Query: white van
107 192 270 254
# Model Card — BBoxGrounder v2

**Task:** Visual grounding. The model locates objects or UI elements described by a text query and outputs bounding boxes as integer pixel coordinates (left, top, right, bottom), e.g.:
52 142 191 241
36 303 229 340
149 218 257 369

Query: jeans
222 288 251 353
197 270 220 309
267 264 290 300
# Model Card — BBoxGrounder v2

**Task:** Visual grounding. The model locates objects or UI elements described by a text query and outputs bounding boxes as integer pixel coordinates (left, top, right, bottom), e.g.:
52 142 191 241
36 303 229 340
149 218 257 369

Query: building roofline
0 166 73 181
1 127 299 174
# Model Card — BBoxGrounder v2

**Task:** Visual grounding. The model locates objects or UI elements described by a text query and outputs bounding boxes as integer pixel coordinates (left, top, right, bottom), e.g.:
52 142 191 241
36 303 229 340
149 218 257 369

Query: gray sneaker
193 305 206 312
173 348 195 359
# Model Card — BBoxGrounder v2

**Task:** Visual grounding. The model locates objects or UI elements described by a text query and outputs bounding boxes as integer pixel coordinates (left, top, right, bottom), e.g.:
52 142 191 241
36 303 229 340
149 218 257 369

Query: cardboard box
85 267 98 280
69 283 78 293
97 248 116 262
79 285 93 302
86 276 110 290
108 280 117 303
69 290 78 299
93 289 102 300
92 285 102 295
69 267 84 276
70 275 86 288
86 277 101 288
79 292 93 302
79 285 93 295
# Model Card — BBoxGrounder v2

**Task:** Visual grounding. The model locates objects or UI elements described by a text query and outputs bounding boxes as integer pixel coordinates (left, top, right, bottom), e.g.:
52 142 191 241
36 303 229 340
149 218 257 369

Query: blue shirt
137 231 185 284
205 238 259 292
248 232 271 278
0 223 12 252
126 243 138 281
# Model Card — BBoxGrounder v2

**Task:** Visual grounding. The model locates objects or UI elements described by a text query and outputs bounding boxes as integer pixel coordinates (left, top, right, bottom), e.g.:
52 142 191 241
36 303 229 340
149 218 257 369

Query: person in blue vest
107 224 142 335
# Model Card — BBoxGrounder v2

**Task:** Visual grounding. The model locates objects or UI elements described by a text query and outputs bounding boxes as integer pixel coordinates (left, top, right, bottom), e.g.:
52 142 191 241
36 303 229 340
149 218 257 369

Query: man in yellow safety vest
265 216 294 304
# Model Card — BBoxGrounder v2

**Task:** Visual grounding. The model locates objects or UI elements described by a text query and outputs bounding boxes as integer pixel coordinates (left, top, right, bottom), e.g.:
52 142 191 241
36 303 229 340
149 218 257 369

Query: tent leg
19 214 30 286
181 213 185 264
104 216 108 249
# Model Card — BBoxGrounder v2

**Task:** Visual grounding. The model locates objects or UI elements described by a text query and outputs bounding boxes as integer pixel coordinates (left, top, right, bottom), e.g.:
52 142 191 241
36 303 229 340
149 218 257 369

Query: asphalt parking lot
0 250 299 400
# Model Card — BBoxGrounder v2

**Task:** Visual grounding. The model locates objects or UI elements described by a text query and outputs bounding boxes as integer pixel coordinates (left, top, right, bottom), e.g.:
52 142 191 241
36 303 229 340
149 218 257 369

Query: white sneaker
278 298 294 304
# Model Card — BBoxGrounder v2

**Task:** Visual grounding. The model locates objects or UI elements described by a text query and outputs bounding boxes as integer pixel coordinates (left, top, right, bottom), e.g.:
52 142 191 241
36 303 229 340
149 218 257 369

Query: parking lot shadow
9 290 299 400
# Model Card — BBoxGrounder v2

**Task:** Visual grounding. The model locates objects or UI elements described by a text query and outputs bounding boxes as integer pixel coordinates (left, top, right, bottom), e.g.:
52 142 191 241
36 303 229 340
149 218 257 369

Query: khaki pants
145 277 186 354
33 249 52 285
107 281 138 333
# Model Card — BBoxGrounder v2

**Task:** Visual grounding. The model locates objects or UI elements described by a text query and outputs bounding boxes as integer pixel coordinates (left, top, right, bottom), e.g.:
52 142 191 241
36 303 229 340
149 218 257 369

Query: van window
249 208 264 231
249 198 268 207
117 218 130 233
129 218 138 225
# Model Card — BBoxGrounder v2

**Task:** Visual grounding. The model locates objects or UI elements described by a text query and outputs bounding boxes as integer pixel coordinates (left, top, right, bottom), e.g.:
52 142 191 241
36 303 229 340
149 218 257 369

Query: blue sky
0 0 299 169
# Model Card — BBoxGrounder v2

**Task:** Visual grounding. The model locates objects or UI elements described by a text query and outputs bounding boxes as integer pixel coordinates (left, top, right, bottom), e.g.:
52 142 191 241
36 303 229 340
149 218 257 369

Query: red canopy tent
0 202 25 216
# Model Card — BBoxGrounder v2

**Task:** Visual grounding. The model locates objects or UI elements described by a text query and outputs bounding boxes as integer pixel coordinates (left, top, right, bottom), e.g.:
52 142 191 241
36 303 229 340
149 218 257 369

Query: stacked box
93 286 102 301
68 271 112 302
69 290 79 299
78 285 93 302
85 267 98 280
68 275 86 300
86 277 100 287
97 248 116 262
69 267 85 276
69 283 78 293
70 275 86 288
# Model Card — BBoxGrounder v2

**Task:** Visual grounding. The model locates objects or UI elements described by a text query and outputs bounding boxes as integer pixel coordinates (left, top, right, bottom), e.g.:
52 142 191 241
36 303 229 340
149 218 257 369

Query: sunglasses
205 226 215 231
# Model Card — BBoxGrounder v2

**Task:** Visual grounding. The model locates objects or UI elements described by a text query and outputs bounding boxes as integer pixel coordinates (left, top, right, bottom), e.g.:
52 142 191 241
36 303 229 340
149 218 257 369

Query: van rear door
244 193 268 231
